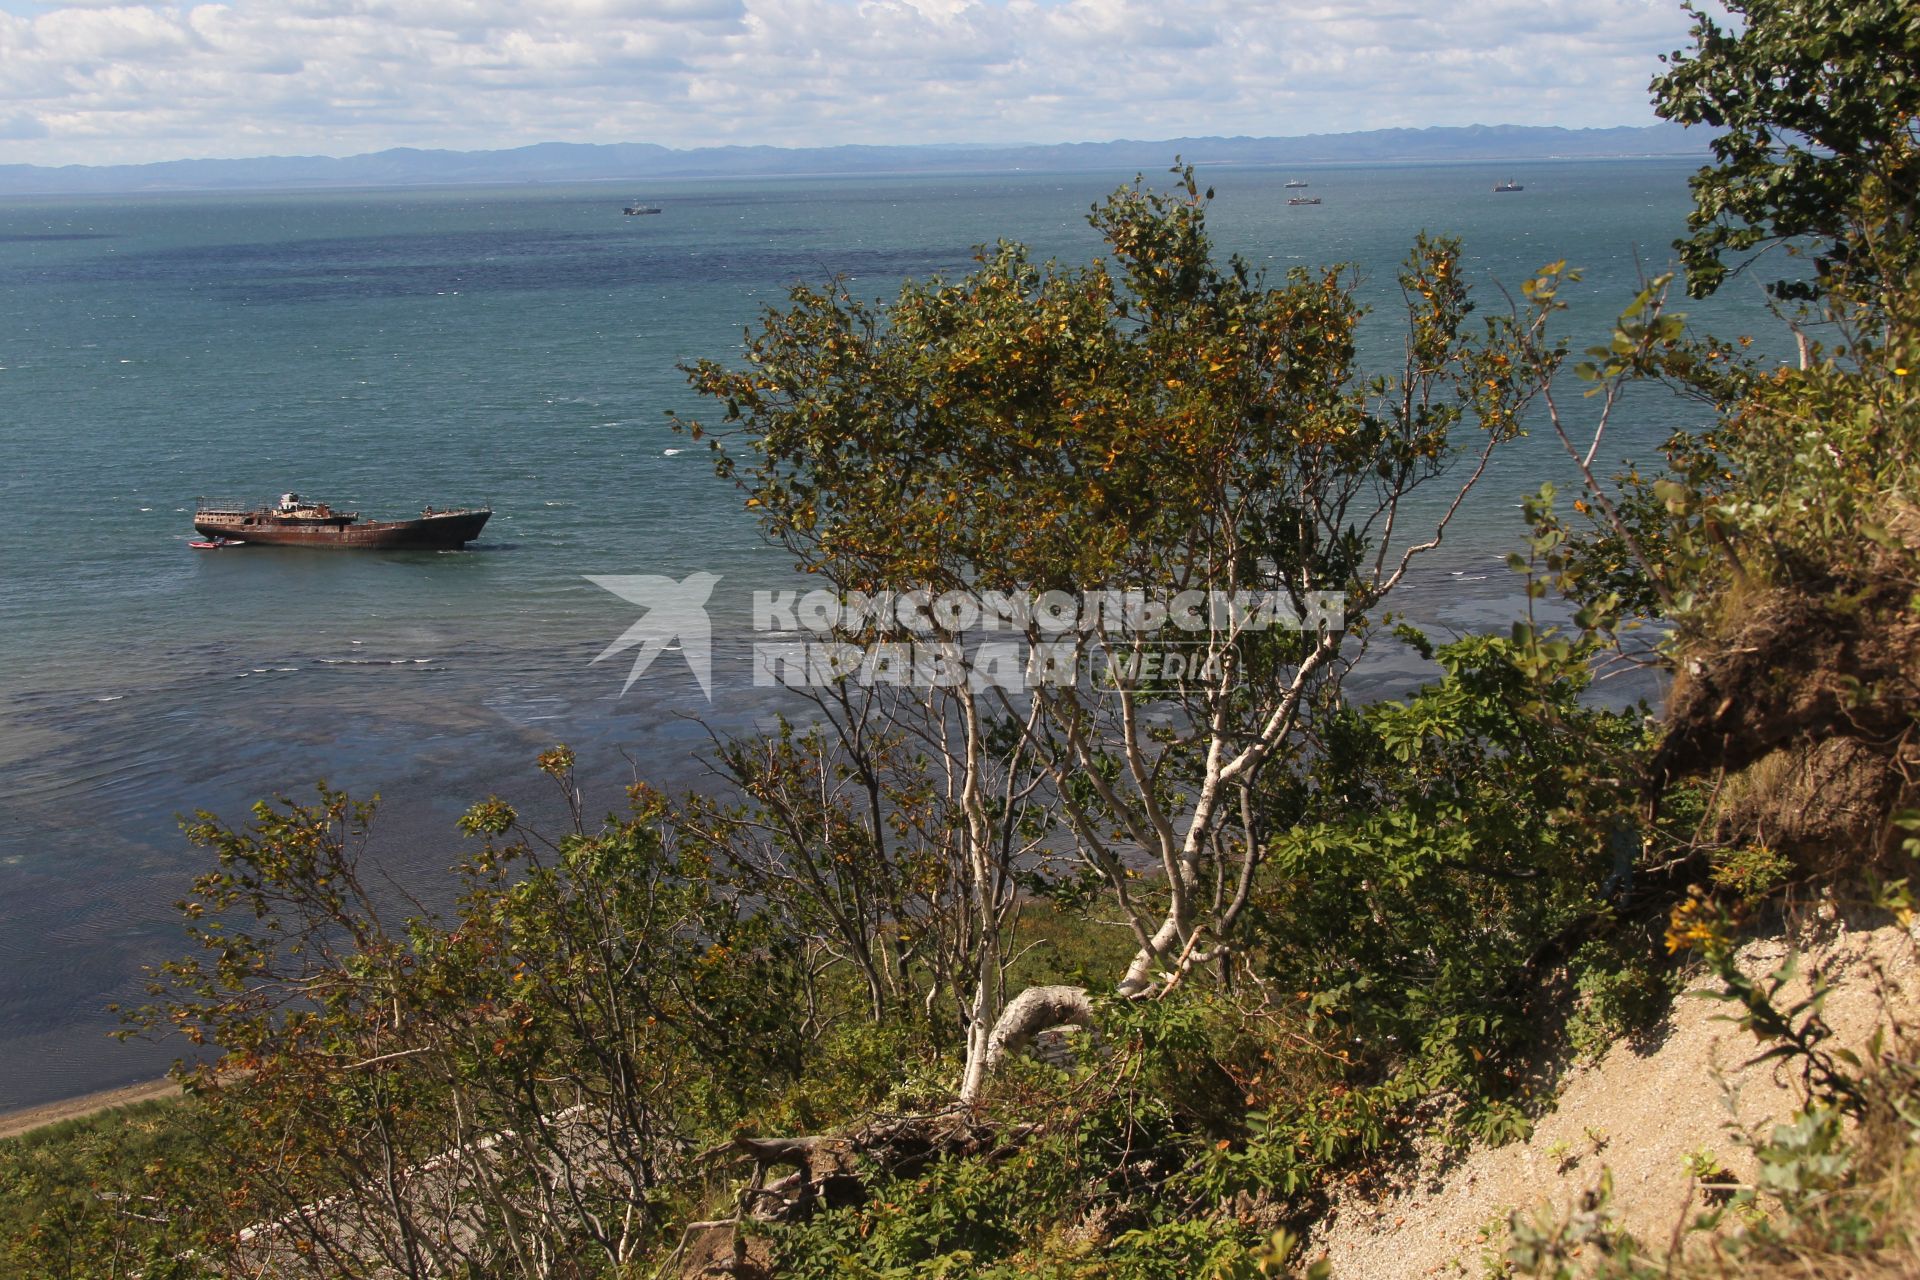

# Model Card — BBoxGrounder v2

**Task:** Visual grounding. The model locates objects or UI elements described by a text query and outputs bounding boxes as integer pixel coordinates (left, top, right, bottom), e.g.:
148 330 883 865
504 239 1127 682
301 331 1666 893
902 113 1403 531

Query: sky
0 0 1702 168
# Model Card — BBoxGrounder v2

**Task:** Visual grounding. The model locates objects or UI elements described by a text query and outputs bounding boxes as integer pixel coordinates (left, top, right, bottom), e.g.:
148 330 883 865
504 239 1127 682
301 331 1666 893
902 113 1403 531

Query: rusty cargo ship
193 494 491 550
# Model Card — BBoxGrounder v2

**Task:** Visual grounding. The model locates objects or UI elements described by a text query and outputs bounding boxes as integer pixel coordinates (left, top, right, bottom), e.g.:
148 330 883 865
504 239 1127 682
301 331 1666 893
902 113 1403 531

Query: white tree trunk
964 984 1097 1100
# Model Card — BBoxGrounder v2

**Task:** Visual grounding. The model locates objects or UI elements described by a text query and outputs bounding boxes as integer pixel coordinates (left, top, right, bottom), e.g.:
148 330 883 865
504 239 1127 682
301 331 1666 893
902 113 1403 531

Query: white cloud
0 0 1697 166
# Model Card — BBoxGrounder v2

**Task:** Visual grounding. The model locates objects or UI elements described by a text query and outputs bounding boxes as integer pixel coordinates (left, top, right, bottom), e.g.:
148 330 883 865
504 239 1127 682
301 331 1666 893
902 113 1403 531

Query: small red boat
189 536 241 550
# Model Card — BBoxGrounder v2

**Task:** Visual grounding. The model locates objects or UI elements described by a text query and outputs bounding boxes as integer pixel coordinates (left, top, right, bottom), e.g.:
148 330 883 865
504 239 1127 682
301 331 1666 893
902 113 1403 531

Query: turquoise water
0 160 1778 1109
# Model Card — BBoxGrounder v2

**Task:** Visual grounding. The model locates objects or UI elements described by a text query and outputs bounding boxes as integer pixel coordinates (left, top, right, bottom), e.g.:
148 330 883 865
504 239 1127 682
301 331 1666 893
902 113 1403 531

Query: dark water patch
0 225 974 303
221 244 975 305
0 232 115 243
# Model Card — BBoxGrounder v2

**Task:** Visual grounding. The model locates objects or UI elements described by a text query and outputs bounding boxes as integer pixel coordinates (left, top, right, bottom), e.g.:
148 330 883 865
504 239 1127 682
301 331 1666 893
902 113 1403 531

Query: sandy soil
1305 911 1920 1278
0 1077 180 1142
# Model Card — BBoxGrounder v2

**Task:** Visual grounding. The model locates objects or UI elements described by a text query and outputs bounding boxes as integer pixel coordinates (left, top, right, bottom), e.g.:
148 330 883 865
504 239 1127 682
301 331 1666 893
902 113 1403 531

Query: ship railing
195 497 492 516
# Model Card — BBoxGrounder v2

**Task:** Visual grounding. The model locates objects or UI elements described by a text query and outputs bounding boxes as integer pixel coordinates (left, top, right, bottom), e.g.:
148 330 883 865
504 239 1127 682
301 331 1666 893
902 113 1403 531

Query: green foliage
754 1019 946 1139
1748 1104 1854 1214
1505 1170 1648 1279
1101 1220 1279 1280
1526 281 1920 691
1679 1146 1726 1183
1005 900 1150 995
0 1100 216 1280
771 1142 1059 1277
680 166 1538 608
766 986 1356 1278
1252 630 1648 1101
1542 0 1920 661
1459 1098 1534 1148
1709 843 1794 905
674 161 1566 1075
1691 937 1869 1113
117 772 821 1276
1566 938 1674 1061
1651 0 1920 302
684 715 999 1032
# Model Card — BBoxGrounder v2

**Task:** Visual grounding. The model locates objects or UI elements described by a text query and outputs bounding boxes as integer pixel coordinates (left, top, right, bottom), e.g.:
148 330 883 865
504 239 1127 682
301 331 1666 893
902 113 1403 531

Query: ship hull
192 509 490 550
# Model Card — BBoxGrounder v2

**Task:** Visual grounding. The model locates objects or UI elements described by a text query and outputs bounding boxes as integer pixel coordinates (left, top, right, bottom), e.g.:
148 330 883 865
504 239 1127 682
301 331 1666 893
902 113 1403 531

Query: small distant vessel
1284 179 1310 189
1287 196 1322 206
1493 180 1524 193
623 203 662 215
192 494 491 550
188 536 240 550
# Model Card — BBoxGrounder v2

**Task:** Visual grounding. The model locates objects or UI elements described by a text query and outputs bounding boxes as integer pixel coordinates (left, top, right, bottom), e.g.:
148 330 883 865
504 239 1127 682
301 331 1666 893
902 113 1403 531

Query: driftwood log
719 1111 1039 1225
668 987 1097 1275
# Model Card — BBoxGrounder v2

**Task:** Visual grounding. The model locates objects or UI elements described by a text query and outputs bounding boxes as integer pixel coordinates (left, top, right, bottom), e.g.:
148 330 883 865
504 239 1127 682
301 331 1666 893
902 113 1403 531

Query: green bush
1566 938 1674 1061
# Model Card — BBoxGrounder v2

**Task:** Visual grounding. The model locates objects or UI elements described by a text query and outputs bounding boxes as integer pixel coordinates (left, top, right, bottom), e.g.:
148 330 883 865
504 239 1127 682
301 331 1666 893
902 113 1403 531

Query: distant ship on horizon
1493 179 1525 192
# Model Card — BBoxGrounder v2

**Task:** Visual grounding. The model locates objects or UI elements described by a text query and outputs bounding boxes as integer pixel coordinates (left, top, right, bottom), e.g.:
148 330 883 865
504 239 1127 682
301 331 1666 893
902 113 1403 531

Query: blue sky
0 0 1702 167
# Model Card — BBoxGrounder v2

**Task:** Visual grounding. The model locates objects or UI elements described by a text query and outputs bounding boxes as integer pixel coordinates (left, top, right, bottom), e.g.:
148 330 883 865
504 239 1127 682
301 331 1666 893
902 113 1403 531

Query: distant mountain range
0 123 1710 195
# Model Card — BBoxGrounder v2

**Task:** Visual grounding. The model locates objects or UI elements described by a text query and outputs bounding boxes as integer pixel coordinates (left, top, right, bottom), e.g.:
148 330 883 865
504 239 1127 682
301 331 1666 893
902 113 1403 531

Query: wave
316 657 439 667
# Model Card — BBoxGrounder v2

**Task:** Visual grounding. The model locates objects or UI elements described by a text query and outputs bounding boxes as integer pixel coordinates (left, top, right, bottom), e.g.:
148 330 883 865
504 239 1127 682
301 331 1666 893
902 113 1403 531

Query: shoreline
0 1077 180 1142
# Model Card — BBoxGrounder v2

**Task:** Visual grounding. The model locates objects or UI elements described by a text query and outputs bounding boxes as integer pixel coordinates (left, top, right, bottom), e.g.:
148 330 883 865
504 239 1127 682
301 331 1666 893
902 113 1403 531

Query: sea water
0 160 1782 1109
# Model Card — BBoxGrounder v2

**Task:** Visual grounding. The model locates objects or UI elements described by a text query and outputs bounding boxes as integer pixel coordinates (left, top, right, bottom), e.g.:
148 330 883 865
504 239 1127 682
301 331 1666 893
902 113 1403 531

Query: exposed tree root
668 990 1098 1276
722 1109 1039 1229
1652 584 1920 790
1650 583 1920 873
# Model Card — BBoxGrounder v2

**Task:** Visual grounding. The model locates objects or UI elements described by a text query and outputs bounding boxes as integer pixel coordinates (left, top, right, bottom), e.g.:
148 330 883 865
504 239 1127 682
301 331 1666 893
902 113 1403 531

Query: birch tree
679 165 1558 1092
